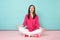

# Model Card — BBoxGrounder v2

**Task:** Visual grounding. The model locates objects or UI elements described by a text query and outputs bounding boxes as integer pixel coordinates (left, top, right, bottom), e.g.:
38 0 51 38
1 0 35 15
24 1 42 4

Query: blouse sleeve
22 15 27 27
35 15 40 28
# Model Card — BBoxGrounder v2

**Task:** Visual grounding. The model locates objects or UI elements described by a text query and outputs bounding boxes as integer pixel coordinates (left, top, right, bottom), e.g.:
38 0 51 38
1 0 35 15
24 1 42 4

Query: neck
30 13 33 18
30 12 33 15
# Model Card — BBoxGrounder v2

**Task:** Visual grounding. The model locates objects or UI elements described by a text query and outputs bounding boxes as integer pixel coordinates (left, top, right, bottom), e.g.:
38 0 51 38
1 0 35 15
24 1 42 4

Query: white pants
18 26 43 36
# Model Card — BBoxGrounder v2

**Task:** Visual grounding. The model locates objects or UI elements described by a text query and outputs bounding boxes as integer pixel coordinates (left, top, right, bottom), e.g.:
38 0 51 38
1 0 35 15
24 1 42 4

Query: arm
35 15 40 28
22 15 27 27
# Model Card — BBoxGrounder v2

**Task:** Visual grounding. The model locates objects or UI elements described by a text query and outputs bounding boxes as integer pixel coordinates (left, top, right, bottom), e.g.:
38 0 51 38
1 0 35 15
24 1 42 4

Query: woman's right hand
16 25 20 28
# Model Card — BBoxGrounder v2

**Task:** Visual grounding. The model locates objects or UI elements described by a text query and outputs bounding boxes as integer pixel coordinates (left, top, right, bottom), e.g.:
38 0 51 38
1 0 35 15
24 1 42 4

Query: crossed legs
16 26 45 37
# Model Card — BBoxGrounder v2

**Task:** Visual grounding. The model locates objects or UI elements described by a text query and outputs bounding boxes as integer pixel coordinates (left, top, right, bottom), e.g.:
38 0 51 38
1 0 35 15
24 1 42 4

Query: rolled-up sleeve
35 16 40 28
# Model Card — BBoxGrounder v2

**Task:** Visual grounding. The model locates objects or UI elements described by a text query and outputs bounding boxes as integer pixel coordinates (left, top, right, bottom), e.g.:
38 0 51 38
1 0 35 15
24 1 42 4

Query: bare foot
30 34 40 37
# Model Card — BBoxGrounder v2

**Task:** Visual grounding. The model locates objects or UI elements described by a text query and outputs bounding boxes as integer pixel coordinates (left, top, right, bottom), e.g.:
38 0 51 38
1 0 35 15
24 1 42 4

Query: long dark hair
28 5 36 19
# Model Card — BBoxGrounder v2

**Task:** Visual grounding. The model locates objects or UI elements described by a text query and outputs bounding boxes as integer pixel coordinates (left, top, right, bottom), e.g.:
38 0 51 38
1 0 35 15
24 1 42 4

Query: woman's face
30 6 34 13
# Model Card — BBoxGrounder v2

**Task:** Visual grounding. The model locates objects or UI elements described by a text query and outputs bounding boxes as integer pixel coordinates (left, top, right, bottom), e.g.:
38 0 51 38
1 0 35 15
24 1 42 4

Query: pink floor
0 31 60 40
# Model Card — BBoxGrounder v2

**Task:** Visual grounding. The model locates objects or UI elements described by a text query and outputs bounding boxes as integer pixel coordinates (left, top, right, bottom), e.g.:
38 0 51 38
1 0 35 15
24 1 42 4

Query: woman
16 5 46 37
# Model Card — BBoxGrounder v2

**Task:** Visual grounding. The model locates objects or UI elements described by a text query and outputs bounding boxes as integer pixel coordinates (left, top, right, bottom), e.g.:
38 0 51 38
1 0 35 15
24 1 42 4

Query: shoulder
36 14 39 18
25 14 28 18
25 14 28 16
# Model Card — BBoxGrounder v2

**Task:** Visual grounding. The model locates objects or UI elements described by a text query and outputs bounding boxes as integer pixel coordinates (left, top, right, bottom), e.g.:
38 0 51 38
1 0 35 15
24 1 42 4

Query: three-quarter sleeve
22 15 27 27
35 15 40 28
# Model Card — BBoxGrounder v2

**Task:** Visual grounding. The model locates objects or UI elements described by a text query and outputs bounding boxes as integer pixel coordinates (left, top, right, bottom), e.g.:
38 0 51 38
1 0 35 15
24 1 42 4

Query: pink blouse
22 14 40 32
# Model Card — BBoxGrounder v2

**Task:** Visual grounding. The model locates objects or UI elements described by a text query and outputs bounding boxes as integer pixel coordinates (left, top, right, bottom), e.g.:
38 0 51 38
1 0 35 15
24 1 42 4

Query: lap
19 26 29 32
31 27 43 33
